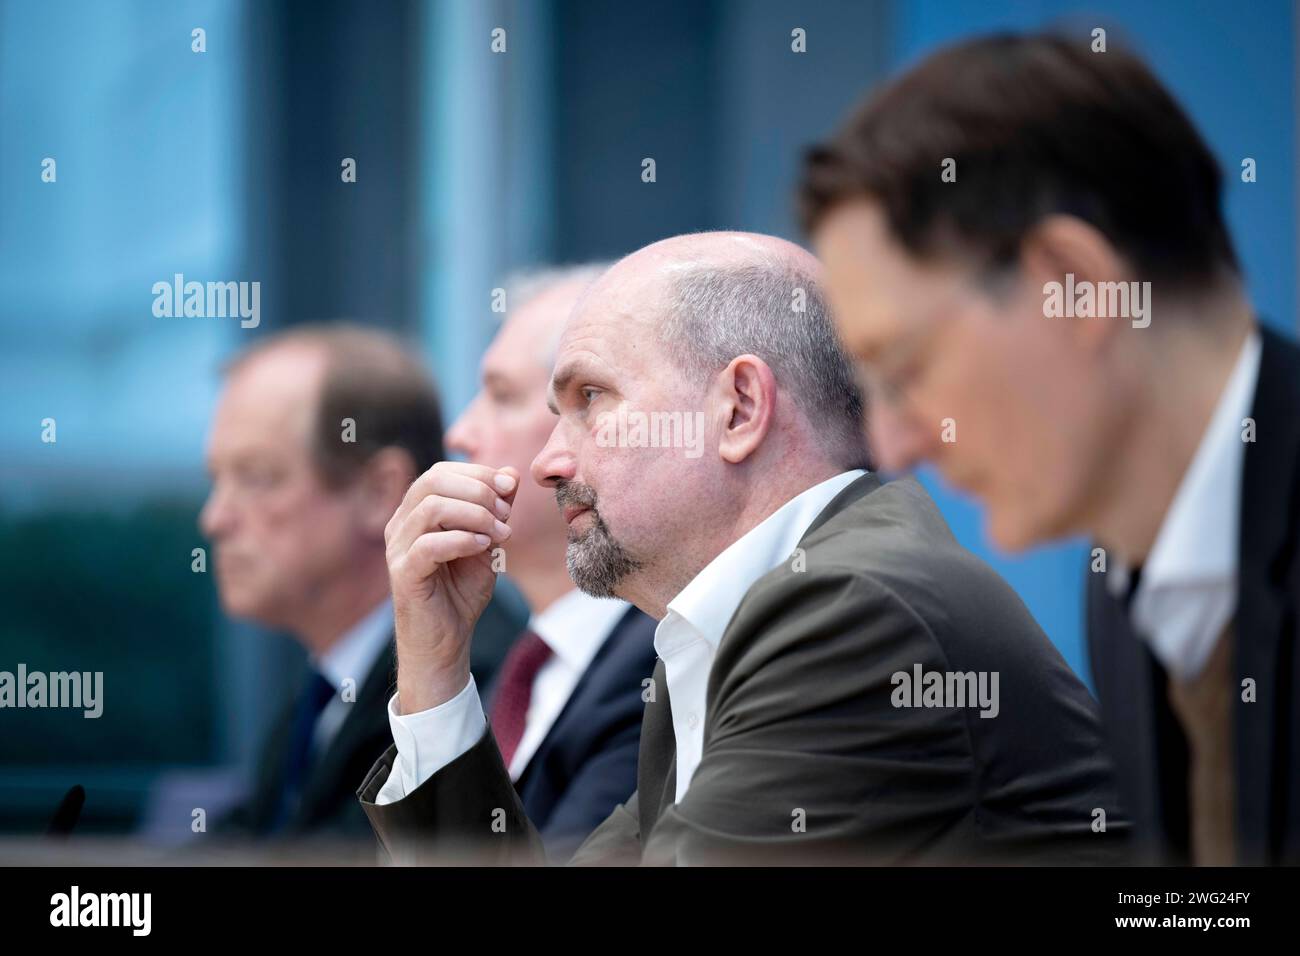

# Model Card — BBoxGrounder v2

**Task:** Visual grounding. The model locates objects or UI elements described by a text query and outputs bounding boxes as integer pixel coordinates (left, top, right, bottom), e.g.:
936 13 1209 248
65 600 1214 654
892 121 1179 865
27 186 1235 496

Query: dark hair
798 32 1239 290
224 323 443 487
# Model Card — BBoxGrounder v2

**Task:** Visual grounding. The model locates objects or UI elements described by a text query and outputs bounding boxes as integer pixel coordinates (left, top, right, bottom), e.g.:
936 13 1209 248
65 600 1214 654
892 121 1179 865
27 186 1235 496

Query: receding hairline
563 233 824 355
221 323 425 383
217 322 444 485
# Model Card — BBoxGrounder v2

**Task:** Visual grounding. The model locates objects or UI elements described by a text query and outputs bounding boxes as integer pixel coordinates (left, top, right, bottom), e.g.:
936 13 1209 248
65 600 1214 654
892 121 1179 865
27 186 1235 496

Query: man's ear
1019 214 1135 352
355 447 417 538
716 354 777 465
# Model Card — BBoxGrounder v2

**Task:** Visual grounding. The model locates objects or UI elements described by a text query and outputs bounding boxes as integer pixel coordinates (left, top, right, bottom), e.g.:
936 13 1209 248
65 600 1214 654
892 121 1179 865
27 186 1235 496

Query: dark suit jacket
357 607 658 861
218 644 394 839
1087 324 1300 865
219 593 524 840
359 475 1127 865
486 606 658 860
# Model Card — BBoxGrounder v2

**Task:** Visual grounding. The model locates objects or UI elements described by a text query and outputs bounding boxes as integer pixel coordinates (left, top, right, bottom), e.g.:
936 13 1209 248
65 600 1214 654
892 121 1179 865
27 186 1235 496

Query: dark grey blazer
359 474 1128 864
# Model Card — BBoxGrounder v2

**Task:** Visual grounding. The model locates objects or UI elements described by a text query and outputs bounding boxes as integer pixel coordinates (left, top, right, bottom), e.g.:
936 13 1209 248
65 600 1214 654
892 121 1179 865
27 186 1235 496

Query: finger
412 461 515 501
388 465 512 544
390 495 510 558
421 469 511 519
424 460 519 504
397 530 494 581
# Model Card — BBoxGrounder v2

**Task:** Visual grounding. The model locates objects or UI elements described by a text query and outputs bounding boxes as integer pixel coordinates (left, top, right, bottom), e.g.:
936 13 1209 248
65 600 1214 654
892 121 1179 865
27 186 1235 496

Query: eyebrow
546 364 577 415
853 334 881 364
844 324 883 365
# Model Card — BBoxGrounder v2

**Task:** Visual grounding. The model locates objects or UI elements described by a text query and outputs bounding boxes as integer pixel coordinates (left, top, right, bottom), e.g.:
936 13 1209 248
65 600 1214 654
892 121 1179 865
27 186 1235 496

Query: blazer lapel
1234 326 1300 863
1086 568 1183 861
296 639 395 825
512 606 636 797
639 476 879 834
637 658 676 830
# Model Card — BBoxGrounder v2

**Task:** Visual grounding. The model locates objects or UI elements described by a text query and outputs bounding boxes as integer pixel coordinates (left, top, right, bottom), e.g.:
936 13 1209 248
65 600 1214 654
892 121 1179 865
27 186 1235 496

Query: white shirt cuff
372 677 486 806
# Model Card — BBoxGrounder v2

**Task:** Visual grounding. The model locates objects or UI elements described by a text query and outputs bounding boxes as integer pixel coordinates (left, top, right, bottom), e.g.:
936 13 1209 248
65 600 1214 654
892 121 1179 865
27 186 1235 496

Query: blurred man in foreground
199 324 522 841
802 32 1299 864
365 267 659 861
360 231 1126 865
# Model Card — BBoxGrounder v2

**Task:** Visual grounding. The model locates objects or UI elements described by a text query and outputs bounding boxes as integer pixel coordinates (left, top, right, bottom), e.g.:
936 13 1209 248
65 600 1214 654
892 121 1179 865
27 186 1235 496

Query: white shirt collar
654 469 867 802
530 589 631 672
1142 328 1262 591
315 599 393 691
660 469 867 653
1107 329 1262 678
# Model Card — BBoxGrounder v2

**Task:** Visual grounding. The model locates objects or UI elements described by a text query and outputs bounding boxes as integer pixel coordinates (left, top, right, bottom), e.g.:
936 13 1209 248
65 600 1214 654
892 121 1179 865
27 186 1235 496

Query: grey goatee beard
555 479 642 598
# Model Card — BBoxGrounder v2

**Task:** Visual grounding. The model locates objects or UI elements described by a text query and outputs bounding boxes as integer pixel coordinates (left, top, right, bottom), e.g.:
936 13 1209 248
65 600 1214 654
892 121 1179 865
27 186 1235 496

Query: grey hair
503 262 612 365
661 257 870 469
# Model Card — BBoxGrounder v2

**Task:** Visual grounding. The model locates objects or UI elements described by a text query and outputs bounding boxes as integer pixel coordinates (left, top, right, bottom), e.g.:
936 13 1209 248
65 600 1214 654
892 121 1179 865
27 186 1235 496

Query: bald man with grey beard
369 266 659 862
359 231 1129 865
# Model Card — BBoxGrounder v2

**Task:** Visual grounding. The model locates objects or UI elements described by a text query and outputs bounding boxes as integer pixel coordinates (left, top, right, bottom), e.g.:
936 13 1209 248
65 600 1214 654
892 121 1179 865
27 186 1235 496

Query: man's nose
869 402 936 474
445 402 478 459
199 481 235 539
530 421 577 489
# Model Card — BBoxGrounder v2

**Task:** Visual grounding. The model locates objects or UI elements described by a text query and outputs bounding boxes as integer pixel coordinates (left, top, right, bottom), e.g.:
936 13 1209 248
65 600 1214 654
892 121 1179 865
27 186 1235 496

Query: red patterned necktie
489 629 554 768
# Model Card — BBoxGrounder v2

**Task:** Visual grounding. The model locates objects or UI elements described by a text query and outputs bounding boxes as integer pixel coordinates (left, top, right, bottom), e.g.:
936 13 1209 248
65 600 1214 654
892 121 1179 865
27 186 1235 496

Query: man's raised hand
386 461 518 714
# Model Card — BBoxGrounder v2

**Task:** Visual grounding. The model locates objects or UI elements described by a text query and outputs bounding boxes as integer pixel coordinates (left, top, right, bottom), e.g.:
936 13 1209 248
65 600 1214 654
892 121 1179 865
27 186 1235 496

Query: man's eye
580 387 601 404
895 359 926 389
239 466 280 489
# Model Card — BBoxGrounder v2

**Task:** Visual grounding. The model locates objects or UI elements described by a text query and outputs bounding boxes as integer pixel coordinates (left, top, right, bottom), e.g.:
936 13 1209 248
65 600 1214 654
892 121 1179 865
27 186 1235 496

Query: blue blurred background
0 0 1295 835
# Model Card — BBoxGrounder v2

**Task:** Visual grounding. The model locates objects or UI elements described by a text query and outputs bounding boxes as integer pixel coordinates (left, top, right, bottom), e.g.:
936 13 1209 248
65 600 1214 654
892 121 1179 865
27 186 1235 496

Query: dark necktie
1123 564 1144 613
273 668 335 830
489 629 554 768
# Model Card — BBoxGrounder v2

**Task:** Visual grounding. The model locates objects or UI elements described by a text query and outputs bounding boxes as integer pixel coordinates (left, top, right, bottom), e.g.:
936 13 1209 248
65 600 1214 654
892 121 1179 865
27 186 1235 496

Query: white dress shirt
656 470 866 802
374 590 631 805
1106 329 1262 681
505 589 631 778
311 598 394 753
